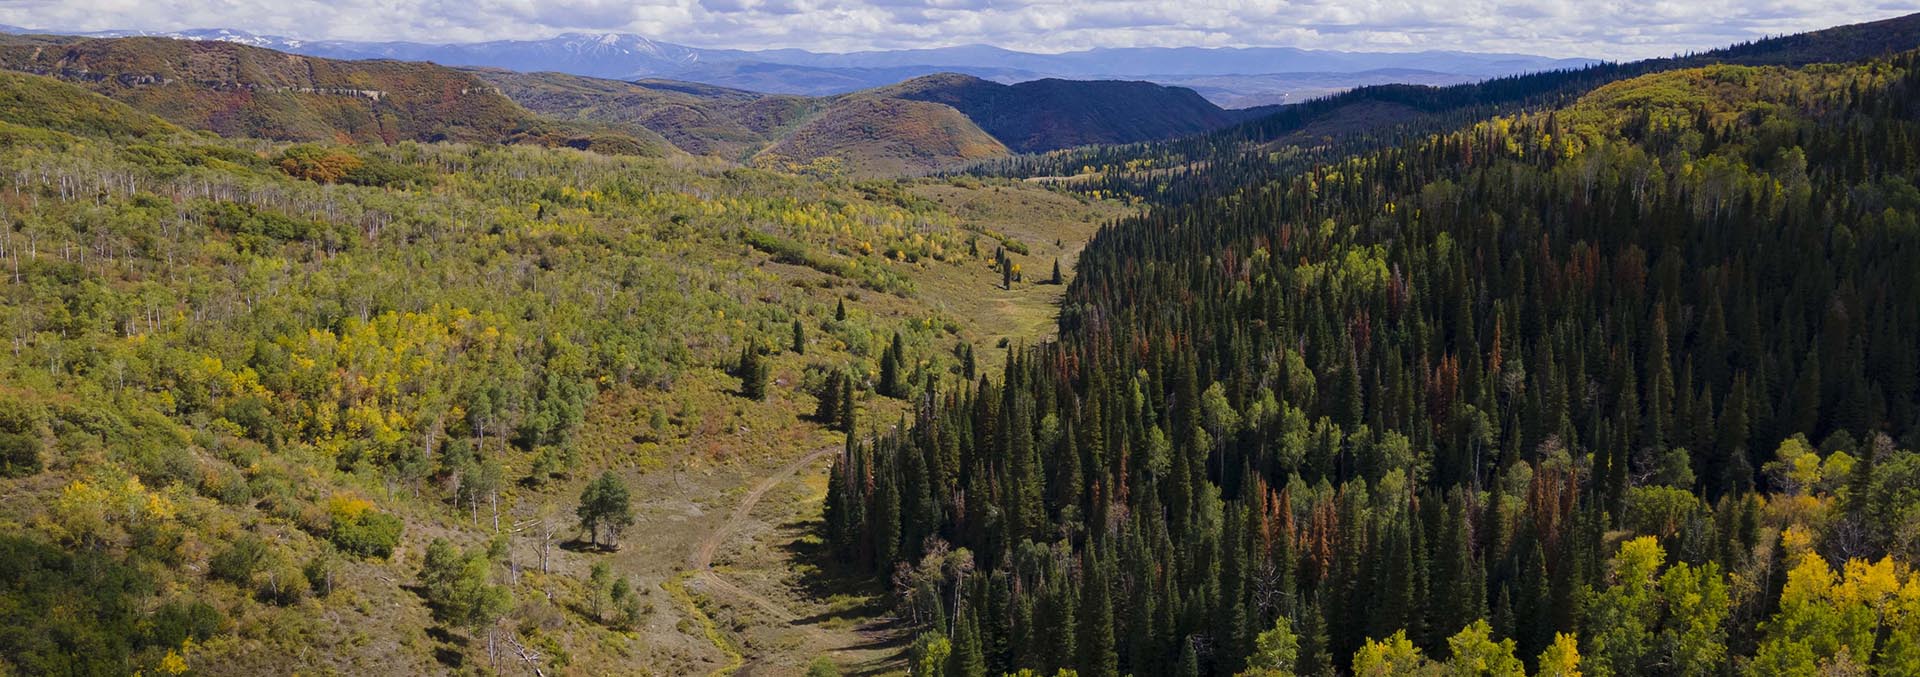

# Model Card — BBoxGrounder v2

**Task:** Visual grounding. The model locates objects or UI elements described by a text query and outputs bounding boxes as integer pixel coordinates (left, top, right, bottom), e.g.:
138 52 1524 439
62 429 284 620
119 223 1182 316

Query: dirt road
684 445 843 671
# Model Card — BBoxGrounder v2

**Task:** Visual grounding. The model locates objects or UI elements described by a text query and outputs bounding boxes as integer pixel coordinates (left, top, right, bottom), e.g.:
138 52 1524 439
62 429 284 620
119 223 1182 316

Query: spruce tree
881 332 906 399
739 344 768 401
951 610 988 677
1079 549 1119 677
816 370 844 427
840 376 858 433
1716 373 1753 496
1176 638 1201 677
1647 310 1676 454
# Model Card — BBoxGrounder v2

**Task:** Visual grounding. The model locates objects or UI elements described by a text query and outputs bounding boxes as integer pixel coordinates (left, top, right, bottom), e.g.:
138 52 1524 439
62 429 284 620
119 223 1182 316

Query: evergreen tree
881 332 907 399
740 343 769 401
1079 548 1119 677
840 375 858 433
816 369 845 427
950 610 988 677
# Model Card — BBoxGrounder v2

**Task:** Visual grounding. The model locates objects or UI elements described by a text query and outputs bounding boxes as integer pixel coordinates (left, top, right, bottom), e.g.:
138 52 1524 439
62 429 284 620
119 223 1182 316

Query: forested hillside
876 74 1240 153
828 51 1920 677
977 11 1920 205
0 65 1120 674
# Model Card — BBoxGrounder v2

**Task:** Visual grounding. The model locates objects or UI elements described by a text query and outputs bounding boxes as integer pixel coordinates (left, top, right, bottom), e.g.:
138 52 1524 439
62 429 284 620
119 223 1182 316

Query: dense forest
827 53 1920 676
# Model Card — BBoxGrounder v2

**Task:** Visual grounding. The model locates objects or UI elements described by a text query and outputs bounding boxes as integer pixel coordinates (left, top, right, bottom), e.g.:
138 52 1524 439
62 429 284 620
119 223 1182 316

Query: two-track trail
687 446 837 624
681 445 858 675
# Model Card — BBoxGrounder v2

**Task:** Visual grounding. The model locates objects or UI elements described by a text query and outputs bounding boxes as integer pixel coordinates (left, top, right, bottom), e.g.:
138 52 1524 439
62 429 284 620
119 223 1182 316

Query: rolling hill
981 11 1920 197
475 69 818 159
481 67 1243 172
482 69 1012 173
0 34 529 144
876 73 1241 153
0 32 1240 174
0 68 178 138
0 33 670 154
0 25 1596 105
751 95 1008 175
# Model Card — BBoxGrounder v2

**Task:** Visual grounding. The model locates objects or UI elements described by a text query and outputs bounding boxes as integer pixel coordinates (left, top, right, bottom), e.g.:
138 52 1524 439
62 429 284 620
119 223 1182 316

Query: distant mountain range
0 25 1597 106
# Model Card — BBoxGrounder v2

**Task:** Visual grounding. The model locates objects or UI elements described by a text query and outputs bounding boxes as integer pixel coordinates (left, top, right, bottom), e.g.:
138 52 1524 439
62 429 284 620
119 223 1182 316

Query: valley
3 9 1920 677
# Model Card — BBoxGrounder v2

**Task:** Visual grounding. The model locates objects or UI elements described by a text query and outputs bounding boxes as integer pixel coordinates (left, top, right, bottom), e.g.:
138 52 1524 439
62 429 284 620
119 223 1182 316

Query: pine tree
881 332 906 399
792 319 807 355
1716 373 1753 497
1079 548 1119 677
1177 638 1201 677
816 370 844 427
1790 345 1821 438
835 298 848 321
842 376 858 432
1051 258 1064 285
951 608 988 677
739 344 769 401
1435 490 1482 641
1298 599 1333 677
1647 310 1676 454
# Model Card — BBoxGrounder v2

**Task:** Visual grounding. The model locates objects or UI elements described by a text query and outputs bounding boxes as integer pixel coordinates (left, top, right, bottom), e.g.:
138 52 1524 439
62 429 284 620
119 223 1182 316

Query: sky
0 0 1914 59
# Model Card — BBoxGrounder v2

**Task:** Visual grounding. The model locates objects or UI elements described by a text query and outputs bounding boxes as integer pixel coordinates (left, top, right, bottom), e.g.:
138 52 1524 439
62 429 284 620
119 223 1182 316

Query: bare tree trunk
487 625 497 675
504 631 547 677
540 525 552 574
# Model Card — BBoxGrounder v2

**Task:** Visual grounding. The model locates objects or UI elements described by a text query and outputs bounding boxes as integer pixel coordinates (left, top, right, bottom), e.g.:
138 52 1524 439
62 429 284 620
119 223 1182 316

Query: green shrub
0 400 46 478
0 432 40 478
331 510 403 559
148 599 223 648
209 536 270 586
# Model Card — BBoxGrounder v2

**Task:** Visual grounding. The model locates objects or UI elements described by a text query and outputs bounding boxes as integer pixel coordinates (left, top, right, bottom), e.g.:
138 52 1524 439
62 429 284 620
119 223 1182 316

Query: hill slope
0 70 1123 675
0 26 1597 104
475 69 818 159
877 73 1238 153
0 68 178 138
831 49 1920 677
982 11 1920 196
0 35 537 144
483 68 1238 171
753 95 1008 175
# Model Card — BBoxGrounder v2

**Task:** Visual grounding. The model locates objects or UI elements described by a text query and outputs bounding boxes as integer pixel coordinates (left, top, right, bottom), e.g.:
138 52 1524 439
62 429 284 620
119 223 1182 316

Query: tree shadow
425 626 466 669
776 516 894 626
559 538 619 553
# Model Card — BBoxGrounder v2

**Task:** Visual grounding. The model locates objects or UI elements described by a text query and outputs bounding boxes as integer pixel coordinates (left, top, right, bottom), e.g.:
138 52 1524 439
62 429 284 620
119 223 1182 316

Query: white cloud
0 0 1908 59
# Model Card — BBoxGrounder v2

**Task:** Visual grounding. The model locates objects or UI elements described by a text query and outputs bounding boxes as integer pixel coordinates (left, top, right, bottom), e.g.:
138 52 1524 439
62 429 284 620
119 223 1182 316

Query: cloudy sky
0 0 1913 59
